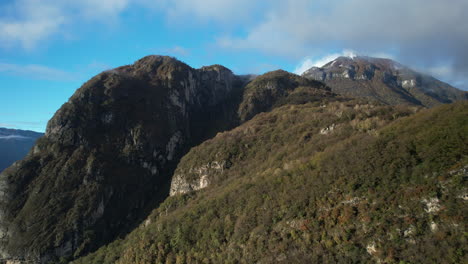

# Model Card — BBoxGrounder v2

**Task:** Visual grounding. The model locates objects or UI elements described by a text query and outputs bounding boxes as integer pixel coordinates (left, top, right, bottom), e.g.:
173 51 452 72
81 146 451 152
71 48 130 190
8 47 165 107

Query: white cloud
1 0 257 49
427 65 453 79
0 0 131 49
0 63 76 81
217 1 309 57
145 0 264 24
244 63 280 75
0 0 65 49
0 121 46 132
0 20 62 50
294 54 338 75
1 0 467 89
369 52 395 60
0 135 31 140
85 61 113 72
0 123 16 128
293 49 357 74
219 0 468 83
163 46 190 57
425 64 468 90
78 0 130 19
221 0 468 55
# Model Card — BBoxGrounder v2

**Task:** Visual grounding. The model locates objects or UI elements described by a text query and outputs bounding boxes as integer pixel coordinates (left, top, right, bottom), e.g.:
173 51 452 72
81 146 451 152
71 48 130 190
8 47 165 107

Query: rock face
0 128 43 172
302 56 467 107
170 161 227 195
75 99 467 264
1 54 465 263
170 70 337 196
0 56 246 262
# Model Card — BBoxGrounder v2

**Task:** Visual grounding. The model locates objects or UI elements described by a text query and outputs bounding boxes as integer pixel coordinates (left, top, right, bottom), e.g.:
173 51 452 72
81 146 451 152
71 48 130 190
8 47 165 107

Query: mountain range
0 55 466 264
0 128 43 172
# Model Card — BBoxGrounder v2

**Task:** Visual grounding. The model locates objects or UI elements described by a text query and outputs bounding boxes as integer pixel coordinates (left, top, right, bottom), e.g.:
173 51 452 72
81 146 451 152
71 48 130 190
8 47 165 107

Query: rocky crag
0 56 247 262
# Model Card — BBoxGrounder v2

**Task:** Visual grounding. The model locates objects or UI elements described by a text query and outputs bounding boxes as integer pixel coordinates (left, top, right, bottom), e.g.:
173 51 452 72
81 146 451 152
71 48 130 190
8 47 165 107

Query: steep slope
171 69 338 195
237 70 337 122
75 101 467 264
2 54 466 263
0 128 43 172
302 56 467 107
0 56 247 263
0 59 335 264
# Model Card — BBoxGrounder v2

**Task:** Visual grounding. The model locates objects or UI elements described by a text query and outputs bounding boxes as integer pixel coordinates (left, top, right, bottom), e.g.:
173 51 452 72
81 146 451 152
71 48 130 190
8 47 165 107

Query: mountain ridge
75 100 467 264
0 127 43 173
0 55 466 263
0 55 248 262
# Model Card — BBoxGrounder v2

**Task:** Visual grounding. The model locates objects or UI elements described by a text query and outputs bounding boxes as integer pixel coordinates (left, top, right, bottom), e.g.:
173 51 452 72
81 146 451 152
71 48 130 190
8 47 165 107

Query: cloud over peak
0 63 76 81
293 50 360 74
217 0 468 88
1 0 467 89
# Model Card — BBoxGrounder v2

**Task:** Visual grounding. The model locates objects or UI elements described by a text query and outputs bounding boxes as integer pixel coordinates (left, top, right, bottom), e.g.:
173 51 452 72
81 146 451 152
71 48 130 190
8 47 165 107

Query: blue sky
1 0 467 132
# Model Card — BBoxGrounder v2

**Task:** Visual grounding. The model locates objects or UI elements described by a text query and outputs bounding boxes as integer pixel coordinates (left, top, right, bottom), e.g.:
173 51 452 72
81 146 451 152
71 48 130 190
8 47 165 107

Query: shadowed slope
0 56 246 263
76 100 466 263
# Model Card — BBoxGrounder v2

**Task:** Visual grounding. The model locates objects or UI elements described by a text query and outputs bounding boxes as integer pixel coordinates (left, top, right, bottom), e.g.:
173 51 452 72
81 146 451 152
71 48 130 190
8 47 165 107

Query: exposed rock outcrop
170 161 227 195
170 70 338 196
0 55 246 263
2 54 465 264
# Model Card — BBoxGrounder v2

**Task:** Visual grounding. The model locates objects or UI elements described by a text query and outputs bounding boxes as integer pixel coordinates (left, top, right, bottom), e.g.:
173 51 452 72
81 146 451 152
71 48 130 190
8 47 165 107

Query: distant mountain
302 56 467 107
0 127 43 172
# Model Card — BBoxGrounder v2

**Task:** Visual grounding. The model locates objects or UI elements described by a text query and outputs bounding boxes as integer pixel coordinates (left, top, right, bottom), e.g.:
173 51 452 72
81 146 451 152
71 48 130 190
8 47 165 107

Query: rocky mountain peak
237 69 334 122
199 64 232 73
309 56 405 82
302 56 467 107
0 55 245 262
132 55 188 74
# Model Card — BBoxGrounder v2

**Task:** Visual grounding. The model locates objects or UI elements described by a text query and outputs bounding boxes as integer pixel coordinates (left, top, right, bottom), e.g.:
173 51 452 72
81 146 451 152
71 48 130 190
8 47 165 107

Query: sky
1 0 467 132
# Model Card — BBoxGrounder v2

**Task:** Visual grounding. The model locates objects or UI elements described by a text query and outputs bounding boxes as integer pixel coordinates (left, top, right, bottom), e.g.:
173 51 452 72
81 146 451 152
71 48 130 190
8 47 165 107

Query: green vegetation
237 70 336 122
2 57 466 263
76 101 467 264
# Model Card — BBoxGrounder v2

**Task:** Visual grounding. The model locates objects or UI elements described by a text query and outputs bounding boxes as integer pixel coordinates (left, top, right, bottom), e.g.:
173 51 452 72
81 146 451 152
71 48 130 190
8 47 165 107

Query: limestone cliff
170 70 338 196
0 56 245 262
